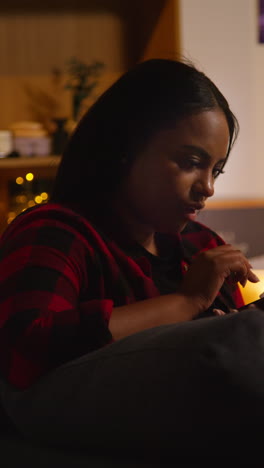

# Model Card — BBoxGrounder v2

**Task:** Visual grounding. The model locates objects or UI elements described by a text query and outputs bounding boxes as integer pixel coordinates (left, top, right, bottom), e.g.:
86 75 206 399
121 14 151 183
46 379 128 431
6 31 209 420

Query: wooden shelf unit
0 0 180 232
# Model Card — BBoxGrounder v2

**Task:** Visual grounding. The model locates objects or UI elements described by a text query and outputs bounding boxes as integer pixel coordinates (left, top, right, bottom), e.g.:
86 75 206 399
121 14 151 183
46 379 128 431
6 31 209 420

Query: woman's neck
108 201 159 256
133 230 158 256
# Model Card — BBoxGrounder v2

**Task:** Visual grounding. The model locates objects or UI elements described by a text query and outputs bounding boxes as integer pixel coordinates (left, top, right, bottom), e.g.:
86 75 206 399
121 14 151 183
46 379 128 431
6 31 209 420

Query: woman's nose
194 172 215 198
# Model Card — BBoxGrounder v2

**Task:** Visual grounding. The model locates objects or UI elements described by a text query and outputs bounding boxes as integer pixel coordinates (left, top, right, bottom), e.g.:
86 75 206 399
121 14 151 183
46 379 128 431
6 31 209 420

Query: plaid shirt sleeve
0 205 113 389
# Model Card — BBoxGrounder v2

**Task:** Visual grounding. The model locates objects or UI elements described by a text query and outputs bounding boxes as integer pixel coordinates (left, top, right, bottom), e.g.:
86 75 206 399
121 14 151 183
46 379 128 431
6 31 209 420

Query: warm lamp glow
238 269 264 305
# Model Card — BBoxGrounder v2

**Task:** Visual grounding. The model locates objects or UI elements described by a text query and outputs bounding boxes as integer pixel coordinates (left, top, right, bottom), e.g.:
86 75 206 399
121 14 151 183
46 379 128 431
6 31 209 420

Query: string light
16 177 24 185
34 195 42 204
9 171 50 227
15 195 27 204
40 192 48 201
25 172 34 181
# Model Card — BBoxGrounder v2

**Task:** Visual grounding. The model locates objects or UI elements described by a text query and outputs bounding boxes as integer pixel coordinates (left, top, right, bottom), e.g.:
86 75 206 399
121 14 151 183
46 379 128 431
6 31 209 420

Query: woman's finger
247 270 260 283
213 308 226 316
230 268 259 287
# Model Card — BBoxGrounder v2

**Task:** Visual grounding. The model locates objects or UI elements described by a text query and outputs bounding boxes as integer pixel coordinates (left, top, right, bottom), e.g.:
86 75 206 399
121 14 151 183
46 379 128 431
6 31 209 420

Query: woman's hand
179 244 260 315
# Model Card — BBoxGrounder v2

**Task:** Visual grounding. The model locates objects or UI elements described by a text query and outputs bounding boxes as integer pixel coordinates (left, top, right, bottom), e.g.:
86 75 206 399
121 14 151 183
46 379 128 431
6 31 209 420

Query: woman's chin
157 219 189 234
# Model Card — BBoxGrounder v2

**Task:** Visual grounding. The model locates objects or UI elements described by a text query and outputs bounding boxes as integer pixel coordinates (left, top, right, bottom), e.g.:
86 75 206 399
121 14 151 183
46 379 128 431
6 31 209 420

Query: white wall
179 0 263 199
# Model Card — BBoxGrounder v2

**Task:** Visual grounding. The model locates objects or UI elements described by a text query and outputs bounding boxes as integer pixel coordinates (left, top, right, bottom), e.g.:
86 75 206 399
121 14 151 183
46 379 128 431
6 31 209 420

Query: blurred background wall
180 0 264 276
180 0 262 200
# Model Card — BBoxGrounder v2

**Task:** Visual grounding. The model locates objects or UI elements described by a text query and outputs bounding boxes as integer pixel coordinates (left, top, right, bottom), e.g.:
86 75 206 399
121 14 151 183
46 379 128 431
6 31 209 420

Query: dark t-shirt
125 233 183 296
126 232 232 316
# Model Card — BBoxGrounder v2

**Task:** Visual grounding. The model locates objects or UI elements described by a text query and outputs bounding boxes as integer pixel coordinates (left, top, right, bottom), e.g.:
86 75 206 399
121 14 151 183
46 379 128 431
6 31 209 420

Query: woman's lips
184 207 198 221
183 204 204 221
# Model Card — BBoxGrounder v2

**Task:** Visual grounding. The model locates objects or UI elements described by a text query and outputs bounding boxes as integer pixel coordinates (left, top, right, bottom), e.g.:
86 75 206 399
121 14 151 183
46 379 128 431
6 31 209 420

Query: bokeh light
34 195 42 204
16 177 24 185
25 173 34 181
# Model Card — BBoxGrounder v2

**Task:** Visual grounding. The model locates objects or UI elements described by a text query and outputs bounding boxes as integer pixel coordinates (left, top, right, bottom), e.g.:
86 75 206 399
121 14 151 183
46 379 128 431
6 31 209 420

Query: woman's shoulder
180 220 225 252
0 203 104 251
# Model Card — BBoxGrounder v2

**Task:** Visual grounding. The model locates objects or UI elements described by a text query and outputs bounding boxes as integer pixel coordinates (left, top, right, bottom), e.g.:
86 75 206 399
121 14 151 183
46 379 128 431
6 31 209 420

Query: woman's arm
109 293 199 340
109 244 260 340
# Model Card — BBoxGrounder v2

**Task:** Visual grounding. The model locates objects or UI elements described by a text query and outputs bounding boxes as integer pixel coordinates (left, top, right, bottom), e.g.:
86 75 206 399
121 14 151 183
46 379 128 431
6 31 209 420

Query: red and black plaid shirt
0 203 244 389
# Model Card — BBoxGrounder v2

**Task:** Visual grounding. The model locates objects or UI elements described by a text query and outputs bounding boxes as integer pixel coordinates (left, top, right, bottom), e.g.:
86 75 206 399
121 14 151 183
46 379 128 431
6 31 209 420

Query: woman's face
118 109 230 233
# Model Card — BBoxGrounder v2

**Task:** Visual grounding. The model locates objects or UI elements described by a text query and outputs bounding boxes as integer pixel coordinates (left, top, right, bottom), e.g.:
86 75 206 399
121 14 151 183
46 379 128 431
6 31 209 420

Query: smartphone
239 297 264 311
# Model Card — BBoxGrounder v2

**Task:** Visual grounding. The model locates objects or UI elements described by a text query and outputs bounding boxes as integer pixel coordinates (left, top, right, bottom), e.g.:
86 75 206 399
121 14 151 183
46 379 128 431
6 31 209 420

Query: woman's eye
176 156 225 178
213 167 225 178
184 158 201 169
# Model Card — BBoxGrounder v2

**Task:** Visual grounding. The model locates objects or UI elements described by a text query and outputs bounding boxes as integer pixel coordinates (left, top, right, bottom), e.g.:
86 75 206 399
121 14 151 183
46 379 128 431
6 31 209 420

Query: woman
0 59 263 459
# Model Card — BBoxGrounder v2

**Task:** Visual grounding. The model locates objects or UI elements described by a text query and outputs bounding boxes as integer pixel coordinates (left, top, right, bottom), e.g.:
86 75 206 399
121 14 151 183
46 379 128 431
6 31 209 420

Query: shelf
0 156 61 180
0 156 61 169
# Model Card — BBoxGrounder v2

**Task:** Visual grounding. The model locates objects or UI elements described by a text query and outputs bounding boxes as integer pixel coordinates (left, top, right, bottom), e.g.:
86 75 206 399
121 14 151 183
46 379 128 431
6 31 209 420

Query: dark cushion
0 433 152 468
0 403 158 467
0 432 205 468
